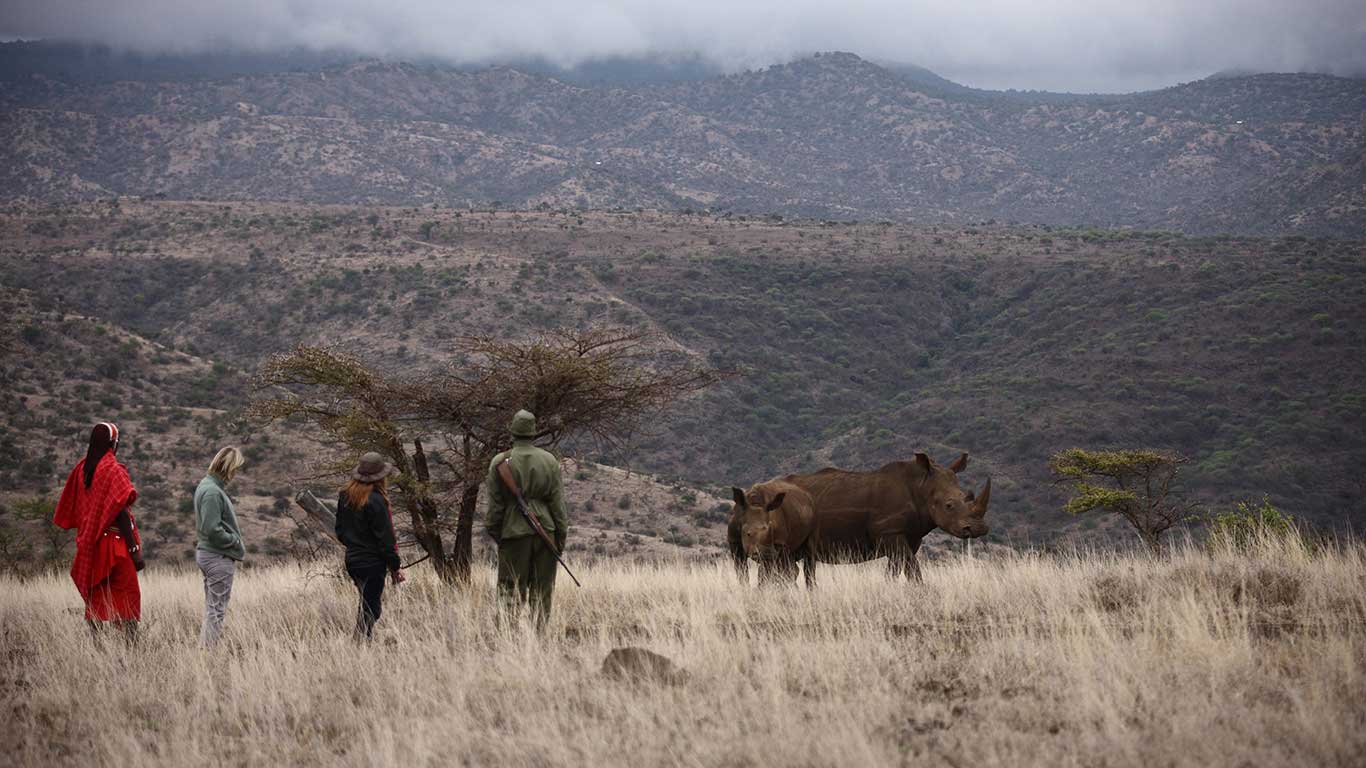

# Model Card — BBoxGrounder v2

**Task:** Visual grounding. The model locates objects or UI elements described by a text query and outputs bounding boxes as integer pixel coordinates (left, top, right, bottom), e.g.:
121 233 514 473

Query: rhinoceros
726 480 818 587
729 452 990 582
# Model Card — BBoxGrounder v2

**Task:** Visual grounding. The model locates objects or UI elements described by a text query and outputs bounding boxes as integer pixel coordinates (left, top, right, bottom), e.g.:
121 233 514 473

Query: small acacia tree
409 329 723 581
251 328 721 584
1049 448 1193 552
249 345 455 577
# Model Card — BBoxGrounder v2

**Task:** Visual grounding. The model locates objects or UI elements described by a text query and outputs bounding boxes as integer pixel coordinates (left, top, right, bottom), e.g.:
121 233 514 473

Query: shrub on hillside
1207 497 1296 551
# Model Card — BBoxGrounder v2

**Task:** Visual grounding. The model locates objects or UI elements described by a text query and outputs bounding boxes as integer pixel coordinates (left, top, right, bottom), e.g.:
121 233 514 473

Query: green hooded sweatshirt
484 410 569 543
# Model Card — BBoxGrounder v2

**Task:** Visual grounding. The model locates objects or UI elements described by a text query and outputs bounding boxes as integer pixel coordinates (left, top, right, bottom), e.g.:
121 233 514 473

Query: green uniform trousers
496 535 558 628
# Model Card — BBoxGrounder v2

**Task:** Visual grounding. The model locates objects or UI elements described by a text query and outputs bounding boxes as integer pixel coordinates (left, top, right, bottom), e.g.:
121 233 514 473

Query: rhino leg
765 555 799 586
907 540 923 583
755 556 793 586
877 535 921 581
727 527 749 585
801 548 817 590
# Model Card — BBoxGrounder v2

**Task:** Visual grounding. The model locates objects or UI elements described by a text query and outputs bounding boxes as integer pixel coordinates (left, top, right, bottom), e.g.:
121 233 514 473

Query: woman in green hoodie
194 446 246 648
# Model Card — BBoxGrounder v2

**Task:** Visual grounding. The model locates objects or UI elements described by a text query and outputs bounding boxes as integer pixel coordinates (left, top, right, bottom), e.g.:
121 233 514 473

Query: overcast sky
2 0 1364 92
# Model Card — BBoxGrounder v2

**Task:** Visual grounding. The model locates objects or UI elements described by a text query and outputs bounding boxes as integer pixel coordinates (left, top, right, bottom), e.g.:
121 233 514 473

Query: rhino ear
732 487 747 507
914 452 934 475
948 452 969 473
764 492 786 512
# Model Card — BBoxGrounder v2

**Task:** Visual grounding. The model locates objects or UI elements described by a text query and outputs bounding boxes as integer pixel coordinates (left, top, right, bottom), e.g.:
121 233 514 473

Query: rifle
496 458 581 587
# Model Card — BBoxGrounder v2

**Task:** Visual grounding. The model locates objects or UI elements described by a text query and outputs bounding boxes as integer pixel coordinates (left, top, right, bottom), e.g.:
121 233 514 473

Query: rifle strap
497 457 524 498
499 458 545 532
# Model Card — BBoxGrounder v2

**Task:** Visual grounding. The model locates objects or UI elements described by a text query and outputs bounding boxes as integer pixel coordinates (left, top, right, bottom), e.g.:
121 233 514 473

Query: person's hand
131 550 146 571
391 569 406 586
554 534 567 553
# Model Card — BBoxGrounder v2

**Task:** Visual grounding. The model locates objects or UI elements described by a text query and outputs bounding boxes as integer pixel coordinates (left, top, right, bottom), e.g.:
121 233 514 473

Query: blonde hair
208 446 246 482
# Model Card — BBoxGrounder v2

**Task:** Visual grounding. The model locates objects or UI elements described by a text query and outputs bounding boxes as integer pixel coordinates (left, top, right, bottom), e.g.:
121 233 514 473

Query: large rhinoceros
726 480 818 587
729 452 990 582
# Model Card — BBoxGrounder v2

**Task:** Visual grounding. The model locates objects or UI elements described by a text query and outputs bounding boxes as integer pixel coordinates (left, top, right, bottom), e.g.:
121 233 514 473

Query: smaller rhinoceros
727 480 818 588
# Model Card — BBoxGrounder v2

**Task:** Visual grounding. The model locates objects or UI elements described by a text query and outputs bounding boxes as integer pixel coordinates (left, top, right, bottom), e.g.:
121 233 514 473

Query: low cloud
2 0 1363 92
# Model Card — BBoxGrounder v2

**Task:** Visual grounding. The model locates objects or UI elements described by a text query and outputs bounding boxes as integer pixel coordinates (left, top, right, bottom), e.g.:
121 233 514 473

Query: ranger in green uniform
485 409 569 628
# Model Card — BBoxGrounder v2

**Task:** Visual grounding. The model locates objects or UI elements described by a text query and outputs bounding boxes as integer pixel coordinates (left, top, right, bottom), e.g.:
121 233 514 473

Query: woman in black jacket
335 452 403 639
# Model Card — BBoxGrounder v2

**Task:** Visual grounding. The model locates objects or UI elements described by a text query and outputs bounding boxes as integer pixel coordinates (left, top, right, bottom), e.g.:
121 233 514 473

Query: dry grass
2 535 1363 767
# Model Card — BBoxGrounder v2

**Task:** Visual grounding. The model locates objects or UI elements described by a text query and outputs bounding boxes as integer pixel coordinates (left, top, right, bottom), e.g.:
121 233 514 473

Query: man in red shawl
54 422 146 633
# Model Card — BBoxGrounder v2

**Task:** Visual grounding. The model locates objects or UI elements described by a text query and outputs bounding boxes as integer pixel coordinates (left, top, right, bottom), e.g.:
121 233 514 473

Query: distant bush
1207 497 1295 551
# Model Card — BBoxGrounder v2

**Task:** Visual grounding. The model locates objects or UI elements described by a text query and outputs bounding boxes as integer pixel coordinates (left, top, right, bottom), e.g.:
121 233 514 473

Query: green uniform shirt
485 440 568 542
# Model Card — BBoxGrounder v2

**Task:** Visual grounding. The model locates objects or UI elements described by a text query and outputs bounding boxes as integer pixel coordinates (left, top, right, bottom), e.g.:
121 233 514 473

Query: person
485 409 569 629
335 452 403 640
194 446 246 648
53 422 145 637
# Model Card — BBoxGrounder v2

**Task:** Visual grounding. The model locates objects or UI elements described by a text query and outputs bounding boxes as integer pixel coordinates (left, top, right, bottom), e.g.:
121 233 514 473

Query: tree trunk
451 482 479 584
389 438 462 584
447 434 492 586
412 439 464 584
1137 524 1165 555
293 489 340 542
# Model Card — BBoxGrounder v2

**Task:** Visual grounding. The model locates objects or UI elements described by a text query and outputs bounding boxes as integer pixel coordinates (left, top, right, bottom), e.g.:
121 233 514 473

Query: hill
1 202 1362 565
1 51 1364 235
0 274 737 568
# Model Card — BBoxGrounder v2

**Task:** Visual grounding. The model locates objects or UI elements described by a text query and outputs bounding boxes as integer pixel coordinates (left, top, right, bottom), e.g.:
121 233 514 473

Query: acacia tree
1049 448 1193 552
251 329 721 584
249 346 458 579
410 329 722 581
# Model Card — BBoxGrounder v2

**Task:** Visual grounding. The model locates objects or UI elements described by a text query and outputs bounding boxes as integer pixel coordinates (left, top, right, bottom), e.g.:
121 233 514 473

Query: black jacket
335 489 401 571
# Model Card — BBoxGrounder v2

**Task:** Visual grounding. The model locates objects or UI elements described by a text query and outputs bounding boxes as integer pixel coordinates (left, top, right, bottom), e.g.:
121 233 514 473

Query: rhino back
783 464 923 558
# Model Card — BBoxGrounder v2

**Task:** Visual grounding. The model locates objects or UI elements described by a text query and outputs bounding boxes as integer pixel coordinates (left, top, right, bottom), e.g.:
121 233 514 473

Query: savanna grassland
1 535 1362 767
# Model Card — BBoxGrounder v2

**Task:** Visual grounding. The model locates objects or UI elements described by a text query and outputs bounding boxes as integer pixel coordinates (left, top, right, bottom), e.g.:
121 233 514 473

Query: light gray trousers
196 550 236 648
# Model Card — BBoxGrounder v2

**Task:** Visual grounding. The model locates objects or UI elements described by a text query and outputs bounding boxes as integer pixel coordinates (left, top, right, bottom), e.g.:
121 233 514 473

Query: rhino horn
973 477 992 514
732 487 747 507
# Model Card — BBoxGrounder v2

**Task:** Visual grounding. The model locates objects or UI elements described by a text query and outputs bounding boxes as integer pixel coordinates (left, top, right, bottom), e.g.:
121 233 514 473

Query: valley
1 201 1361 568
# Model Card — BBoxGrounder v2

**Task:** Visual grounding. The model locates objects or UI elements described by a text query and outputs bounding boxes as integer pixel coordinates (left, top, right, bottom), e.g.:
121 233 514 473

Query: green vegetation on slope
2 203 1362 549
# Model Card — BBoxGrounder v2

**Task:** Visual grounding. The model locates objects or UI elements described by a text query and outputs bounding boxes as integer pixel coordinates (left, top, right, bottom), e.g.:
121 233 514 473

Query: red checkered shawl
54 453 139 595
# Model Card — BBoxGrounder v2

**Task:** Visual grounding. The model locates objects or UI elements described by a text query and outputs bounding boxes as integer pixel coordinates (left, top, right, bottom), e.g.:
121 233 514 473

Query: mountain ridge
2 50 1364 235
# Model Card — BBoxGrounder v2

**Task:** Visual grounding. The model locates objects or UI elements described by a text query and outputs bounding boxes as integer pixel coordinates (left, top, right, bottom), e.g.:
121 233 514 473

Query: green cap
510 409 537 438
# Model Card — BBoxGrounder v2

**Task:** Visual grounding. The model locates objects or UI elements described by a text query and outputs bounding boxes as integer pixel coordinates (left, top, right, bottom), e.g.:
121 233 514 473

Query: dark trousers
496 535 558 628
346 563 388 639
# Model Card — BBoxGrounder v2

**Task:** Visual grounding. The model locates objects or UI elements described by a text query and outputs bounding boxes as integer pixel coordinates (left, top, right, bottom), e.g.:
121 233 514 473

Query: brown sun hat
352 452 399 483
